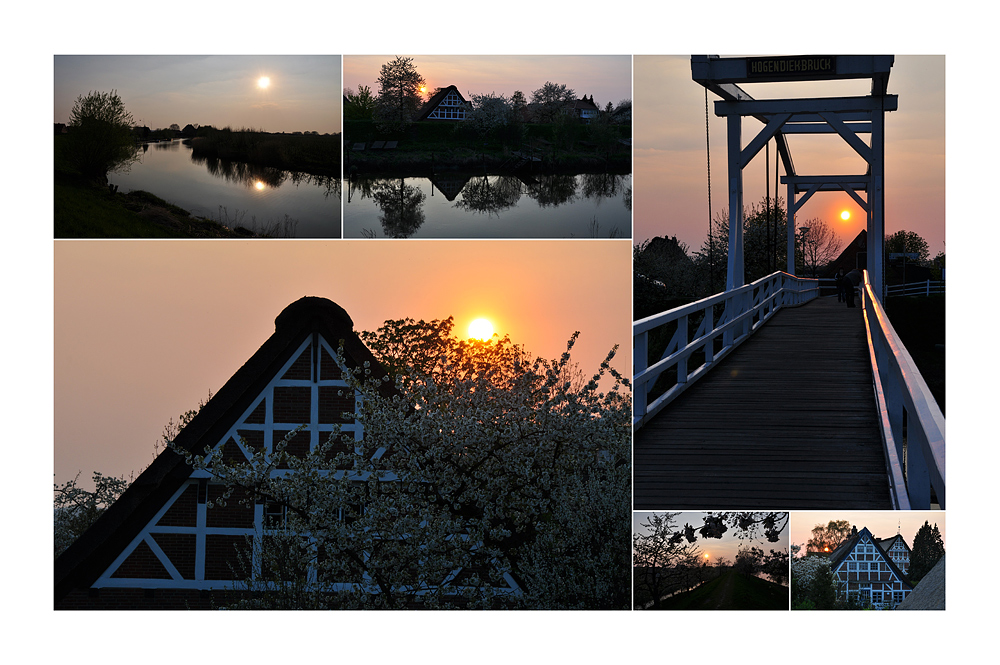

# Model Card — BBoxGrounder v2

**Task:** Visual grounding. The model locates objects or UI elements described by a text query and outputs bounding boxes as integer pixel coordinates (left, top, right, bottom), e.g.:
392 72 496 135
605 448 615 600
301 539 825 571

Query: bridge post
634 329 648 421
787 181 796 275
869 99 886 300
726 113 745 291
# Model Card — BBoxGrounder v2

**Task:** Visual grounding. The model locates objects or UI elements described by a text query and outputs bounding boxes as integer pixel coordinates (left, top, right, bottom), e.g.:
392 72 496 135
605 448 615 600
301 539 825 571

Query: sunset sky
790 511 946 556
632 512 789 564
634 55 945 257
54 55 342 135
53 240 631 487
344 55 632 112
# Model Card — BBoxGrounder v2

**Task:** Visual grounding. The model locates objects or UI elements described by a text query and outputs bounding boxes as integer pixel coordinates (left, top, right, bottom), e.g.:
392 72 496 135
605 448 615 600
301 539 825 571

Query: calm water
343 173 632 239
108 139 341 238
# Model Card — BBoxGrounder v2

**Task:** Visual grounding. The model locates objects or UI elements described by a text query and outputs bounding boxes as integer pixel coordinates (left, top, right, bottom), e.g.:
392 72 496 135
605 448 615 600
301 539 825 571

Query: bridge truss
692 55 895 299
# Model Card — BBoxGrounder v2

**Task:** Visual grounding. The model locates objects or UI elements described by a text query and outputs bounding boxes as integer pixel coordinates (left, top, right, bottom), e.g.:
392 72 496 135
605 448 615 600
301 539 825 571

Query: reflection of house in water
428 173 473 201
415 85 470 121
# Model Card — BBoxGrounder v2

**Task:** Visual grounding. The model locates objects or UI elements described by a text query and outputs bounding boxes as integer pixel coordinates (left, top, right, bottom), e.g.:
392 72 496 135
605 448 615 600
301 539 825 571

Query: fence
861 270 945 509
633 271 819 428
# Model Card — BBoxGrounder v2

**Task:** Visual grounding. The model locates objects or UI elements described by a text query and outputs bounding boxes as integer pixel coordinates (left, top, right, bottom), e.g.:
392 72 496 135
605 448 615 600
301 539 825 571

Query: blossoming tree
175 317 631 609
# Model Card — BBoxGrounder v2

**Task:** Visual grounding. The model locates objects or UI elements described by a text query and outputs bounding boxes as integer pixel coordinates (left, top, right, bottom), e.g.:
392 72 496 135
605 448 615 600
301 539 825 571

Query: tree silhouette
66 89 139 181
909 520 945 583
374 56 426 133
806 520 852 554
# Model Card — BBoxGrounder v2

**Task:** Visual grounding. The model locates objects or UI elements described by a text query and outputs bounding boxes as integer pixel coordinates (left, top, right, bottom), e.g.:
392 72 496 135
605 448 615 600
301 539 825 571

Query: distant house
415 85 469 121
828 526 913 608
824 229 868 276
570 95 600 123
877 533 912 574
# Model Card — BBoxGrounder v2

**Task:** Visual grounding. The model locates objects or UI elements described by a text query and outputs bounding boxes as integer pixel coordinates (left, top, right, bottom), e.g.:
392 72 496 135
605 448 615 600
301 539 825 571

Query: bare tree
799 217 842 276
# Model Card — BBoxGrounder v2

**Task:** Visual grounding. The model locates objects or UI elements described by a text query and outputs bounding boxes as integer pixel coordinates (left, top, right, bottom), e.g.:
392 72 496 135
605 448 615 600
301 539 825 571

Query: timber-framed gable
54 297 397 609
828 526 912 609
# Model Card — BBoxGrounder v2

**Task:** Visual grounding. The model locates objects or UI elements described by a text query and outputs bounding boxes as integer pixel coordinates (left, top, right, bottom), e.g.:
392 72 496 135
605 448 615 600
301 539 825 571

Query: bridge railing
885 280 945 298
861 270 945 509
633 271 819 428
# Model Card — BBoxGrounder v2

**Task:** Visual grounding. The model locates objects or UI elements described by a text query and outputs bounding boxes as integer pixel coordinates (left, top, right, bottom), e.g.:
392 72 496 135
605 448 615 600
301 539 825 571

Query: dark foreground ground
654 570 788 610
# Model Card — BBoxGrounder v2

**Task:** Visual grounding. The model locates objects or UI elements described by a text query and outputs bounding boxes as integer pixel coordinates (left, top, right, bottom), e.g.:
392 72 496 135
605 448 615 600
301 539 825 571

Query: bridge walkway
634 296 892 510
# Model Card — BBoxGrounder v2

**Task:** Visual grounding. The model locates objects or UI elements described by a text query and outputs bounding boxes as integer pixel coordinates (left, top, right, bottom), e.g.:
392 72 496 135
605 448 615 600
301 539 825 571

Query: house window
264 500 287 528
848 562 857 571
894 591 904 603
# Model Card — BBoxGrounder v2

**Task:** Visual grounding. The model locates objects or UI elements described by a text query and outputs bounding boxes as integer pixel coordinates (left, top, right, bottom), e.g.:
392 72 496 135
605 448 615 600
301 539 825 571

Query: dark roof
54 297 394 603
828 526 912 588
414 85 468 121
572 95 600 112
897 555 945 610
877 534 910 554
824 229 868 276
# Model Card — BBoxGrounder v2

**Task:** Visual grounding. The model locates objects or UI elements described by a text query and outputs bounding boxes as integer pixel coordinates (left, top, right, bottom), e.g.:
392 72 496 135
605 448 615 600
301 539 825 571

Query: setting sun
468 318 494 341
254 181 265 191
257 76 270 89
840 210 851 221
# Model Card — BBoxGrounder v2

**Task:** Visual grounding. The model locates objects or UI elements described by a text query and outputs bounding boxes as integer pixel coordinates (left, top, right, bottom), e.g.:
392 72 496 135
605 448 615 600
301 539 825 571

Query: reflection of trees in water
454 175 523 217
371 178 426 238
624 185 632 212
580 173 629 205
525 174 579 208
288 171 340 201
190 153 338 198
191 153 288 188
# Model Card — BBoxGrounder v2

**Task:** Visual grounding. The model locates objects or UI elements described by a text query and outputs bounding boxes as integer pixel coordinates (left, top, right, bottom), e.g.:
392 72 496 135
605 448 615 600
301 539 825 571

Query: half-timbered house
828 526 912 608
877 533 912 574
414 85 469 121
55 297 518 609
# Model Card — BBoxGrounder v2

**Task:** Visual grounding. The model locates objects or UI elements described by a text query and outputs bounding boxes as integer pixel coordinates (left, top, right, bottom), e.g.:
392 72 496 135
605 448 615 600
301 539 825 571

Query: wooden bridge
632 271 945 511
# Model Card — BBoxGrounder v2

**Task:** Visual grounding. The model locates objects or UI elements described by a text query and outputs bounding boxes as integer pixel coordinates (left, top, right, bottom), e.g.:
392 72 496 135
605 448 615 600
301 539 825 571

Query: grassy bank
344 120 631 174
189 128 340 176
55 135 299 238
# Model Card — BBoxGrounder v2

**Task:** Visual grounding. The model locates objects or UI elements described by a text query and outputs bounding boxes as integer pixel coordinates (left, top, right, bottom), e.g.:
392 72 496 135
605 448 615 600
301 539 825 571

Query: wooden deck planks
634 296 891 510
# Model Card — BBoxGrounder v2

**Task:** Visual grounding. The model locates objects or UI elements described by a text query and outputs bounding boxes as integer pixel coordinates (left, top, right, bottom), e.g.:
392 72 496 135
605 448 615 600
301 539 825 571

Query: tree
374 56 426 133
66 90 139 181
806 519 852 554
695 197 788 292
531 81 575 123
885 230 930 263
633 512 703 609
461 92 517 143
612 98 632 125
791 554 838 609
345 85 376 121
799 217 843 276
168 123 180 132
510 90 527 112
54 472 132 557
174 318 631 609
909 521 945 583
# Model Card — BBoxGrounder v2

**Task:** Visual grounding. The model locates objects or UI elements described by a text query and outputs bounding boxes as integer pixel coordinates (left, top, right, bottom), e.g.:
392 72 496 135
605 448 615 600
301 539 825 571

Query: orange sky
54 240 630 486
634 56 945 257
633 512 789 563
790 511 945 556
